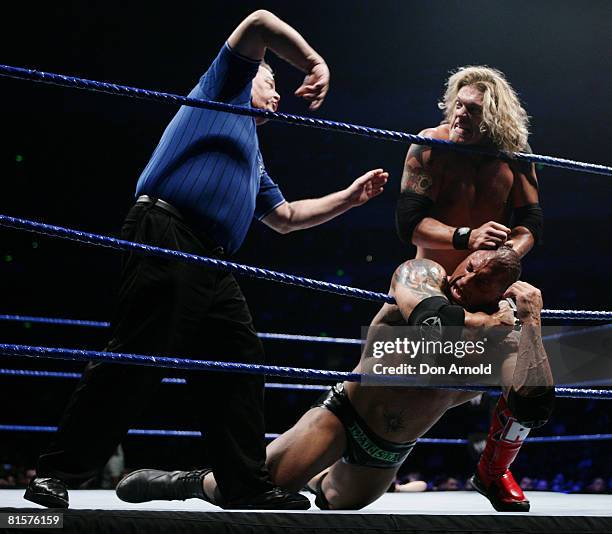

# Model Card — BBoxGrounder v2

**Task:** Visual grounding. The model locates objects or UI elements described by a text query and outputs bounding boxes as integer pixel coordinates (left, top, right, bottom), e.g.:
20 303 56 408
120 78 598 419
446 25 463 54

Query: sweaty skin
345 259 512 445
402 121 539 274
265 254 542 510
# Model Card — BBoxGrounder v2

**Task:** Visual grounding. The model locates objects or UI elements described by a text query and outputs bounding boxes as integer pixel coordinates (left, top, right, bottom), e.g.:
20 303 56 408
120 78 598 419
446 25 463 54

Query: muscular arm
510 321 553 394
398 130 458 249
506 145 541 257
391 259 448 317
390 259 493 331
507 227 534 258
500 282 554 427
504 283 553 394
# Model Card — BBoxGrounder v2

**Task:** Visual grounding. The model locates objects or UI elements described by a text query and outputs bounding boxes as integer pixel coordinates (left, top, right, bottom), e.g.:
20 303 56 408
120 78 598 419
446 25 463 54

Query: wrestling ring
0 65 611 533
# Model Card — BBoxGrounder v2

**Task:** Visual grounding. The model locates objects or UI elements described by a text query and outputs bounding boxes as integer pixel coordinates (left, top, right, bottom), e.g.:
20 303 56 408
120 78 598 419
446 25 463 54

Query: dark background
0 1 610 489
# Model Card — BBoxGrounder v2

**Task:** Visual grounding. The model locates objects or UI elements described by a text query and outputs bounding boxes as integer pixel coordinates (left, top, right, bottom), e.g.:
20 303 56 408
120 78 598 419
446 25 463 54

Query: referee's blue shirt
135 43 286 254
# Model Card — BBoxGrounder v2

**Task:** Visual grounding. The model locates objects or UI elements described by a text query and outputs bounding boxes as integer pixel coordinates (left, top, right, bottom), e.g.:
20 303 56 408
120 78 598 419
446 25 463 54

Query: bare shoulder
392 259 447 296
396 258 447 274
510 141 535 176
401 126 449 194
408 125 449 154
423 124 450 140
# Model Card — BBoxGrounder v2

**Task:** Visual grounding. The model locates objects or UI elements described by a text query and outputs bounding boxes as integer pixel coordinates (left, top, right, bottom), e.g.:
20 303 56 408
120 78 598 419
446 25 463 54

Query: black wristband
453 227 471 250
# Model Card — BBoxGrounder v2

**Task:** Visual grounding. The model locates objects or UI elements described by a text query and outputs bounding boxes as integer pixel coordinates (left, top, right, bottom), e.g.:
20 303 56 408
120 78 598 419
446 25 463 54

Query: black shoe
24 477 69 509
224 487 311 510
116 468 210 503
116 468 310 510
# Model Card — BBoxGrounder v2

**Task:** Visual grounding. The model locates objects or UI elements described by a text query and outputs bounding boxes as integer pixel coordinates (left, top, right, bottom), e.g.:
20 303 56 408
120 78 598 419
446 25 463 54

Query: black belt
136 195 183 220
135 195 225 256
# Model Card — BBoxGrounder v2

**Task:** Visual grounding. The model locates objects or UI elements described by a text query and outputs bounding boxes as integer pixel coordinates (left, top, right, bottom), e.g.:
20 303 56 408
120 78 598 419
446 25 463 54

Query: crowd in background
2 435 610 495
2 465 610 495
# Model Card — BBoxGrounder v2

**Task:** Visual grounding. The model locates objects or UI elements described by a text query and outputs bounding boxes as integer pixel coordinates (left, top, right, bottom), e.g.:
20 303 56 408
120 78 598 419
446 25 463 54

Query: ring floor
2 490 611 533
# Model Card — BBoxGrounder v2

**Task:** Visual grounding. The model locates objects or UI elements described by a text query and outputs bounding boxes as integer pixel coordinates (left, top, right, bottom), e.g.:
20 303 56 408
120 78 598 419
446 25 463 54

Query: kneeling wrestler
264 245 554 511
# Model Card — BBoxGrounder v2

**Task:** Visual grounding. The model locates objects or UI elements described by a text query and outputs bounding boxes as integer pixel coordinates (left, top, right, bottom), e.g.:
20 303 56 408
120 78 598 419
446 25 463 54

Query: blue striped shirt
135 43 286 254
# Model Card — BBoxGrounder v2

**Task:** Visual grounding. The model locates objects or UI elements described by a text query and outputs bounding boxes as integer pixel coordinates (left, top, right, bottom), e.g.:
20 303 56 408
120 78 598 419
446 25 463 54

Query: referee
26 10 387 510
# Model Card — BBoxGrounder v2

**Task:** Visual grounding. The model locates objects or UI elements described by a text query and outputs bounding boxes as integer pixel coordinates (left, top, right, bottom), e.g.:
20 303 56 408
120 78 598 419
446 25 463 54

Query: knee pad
507 387 555 429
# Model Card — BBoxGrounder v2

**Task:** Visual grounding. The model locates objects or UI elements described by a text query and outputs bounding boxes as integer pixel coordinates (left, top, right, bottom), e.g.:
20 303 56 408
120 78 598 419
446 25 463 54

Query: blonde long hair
438 66 530 152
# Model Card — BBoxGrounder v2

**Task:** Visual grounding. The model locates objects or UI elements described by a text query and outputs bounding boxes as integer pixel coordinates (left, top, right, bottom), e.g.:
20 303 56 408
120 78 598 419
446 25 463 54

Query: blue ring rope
2 314 610 343
1 215 610 321
0 315 362 345
257 332 362 345
1 368 608 396
0 368 83 379
0 315 110 328
0 213 392 305
0 343 610 399
0 367 328 390
0 425 610 445
2 368 608 394
0 64 610 176
0 342 360 382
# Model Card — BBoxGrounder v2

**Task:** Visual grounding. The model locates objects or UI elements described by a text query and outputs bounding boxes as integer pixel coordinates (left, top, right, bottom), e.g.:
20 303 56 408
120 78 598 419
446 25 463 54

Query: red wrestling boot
470 395 531 512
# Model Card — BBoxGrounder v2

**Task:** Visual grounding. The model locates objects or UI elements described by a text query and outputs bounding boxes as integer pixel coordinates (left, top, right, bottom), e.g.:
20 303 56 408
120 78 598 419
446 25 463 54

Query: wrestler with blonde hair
438 66 529 153
394 65 544 511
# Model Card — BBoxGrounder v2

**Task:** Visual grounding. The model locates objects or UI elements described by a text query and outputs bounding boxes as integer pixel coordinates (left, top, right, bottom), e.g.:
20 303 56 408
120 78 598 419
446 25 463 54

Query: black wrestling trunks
315 383 415 469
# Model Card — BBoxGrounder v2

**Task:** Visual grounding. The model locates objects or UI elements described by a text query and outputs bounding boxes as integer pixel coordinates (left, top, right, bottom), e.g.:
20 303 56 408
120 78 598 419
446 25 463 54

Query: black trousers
37 201 274 499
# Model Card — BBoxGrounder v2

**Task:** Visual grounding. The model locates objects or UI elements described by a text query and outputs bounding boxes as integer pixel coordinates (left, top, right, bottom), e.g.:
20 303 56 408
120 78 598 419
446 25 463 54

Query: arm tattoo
394 259 447 299
401 167 433 195
408 143 427 166
401 144 432 194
